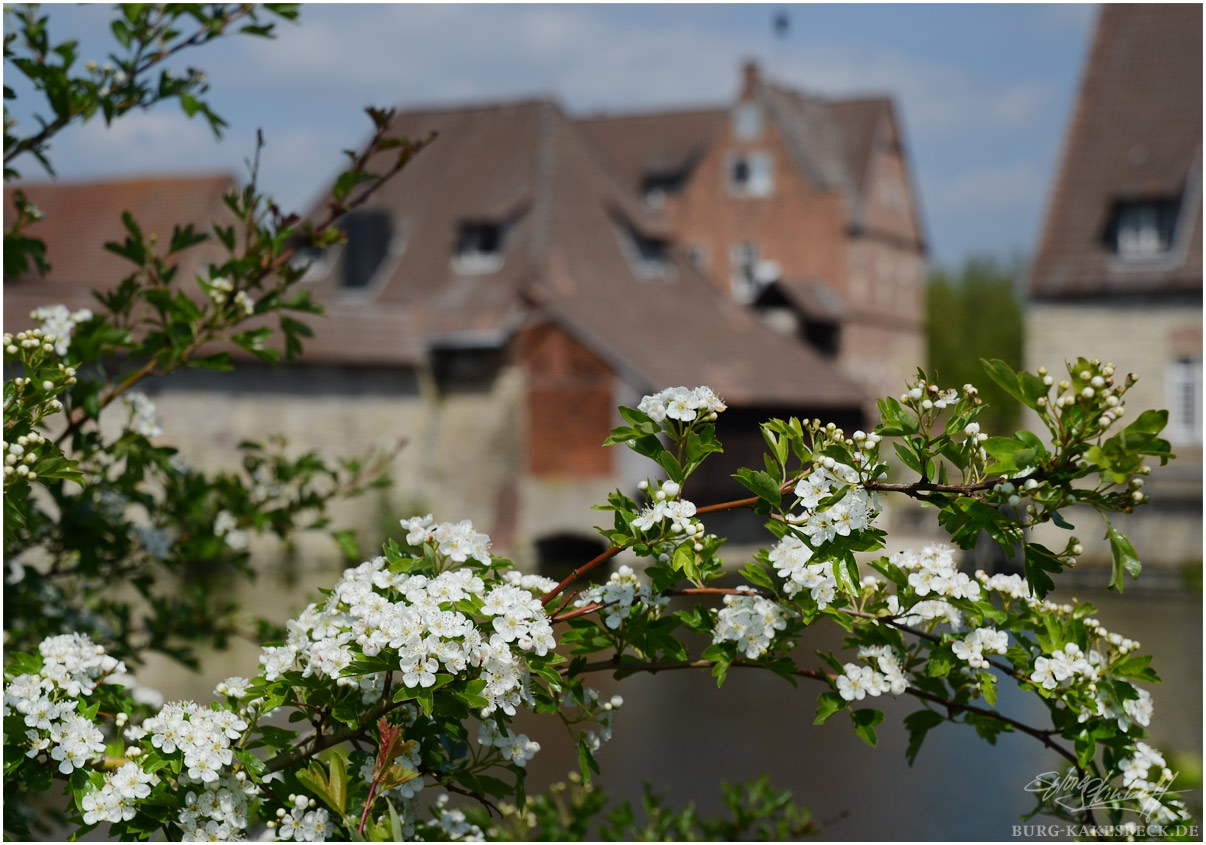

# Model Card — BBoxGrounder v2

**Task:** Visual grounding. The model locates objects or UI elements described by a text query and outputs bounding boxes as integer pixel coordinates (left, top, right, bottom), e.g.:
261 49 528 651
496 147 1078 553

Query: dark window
341 210 392 289
1106 198 1181 257
453 222 506 274
616 218 675 281
430 345 505 392
534 533 609 581
727 152 773 197
732 158 751 188
641 171 686 207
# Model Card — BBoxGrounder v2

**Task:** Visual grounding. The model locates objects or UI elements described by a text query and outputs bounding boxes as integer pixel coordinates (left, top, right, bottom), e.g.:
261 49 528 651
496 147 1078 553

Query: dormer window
341 209 394 289
727 152 773 197
288 244 332 284
453 221 506 275
616 218 675 281
1108 198 1180 258
641 171 685 209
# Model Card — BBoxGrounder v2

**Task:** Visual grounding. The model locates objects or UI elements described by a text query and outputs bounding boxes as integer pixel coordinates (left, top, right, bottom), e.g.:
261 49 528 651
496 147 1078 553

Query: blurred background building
6 61 928 570
1026 3 1202 576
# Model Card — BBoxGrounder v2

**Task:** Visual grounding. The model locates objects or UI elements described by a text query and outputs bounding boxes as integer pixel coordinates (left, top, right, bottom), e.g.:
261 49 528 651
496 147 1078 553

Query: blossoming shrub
4 357 1194 840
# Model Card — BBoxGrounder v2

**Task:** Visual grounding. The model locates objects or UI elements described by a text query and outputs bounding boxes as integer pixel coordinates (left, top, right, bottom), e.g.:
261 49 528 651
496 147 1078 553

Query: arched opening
534 532 609 582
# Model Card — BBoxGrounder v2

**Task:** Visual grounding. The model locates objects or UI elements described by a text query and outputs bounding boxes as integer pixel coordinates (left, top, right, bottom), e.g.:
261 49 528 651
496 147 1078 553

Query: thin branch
864 478 999 501
540 480 799 607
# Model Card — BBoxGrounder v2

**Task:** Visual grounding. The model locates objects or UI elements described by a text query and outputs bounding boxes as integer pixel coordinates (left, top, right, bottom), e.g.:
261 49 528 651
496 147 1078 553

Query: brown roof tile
575 107 725 194
3 174 424 365
1029 4 1203 299
4 174 237 334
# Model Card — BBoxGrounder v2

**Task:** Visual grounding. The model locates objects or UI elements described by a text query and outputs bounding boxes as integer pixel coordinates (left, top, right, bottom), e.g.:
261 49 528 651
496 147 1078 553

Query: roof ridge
575 103 727 123
4 172 236 190
384 95 558 119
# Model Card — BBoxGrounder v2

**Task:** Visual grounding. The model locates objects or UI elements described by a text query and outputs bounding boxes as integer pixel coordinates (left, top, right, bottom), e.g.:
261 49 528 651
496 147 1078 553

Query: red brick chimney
741 61 760 99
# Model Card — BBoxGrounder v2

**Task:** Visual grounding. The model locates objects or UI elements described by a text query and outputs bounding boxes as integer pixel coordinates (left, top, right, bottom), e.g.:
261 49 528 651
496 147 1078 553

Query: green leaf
671 542 700 583
327 751 348 815
813 690 846 725
850 708 884 746
1023 542 1063 599
733 468 781 506
739 561 777 594
904 710 945 765
1106 521 1141 592
926 648 955 678
1113 654 1161 684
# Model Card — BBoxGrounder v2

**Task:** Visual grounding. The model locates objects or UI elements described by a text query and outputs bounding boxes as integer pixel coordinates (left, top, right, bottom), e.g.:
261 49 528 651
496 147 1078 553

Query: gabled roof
306 97 864 408
576 72 895 233
2 174 424 364
1029 4 1203 299
575 107 725 193
829 97 890 199
4 174 236 331
4 174 234 283
758 82 857 202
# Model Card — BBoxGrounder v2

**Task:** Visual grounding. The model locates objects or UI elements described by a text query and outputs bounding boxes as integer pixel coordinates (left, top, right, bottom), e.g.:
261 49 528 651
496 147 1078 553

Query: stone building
5 63 928 569
1026 4 1202 574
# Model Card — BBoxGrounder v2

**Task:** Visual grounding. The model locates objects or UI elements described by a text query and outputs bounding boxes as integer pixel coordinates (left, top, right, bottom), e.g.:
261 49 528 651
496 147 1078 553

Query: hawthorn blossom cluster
631 494 701 541
31 303 93 355
712 589 792 659
1119 742 1187 825
2 430 49 485
4 633 123 774
836 646 908 701
1040 361 1130 430
786 459 878 545
426 793 486 842
767 533 836 607
892 545 981 601
214 509 249 550
898 380 966 412
478 719 541 767
205 276 256 317
572 565 668 629
134 701 248 783
401 515 491 564
259 518 555 724
271 794 332 842
562 687 626 754
636 385 726 423
123 390 163 438
951 627 1009 669
81 761 157 824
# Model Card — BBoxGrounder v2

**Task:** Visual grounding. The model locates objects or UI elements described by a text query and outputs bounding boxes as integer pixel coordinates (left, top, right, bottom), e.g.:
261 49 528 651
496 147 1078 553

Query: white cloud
51 110 237 178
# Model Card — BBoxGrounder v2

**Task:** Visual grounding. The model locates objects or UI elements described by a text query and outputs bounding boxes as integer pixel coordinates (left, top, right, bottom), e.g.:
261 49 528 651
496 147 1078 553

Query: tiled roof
758 82 856 202
1029 4 1203 299
575 107 725 194
3 174 424 365
829 96 890 199
303 96 864 408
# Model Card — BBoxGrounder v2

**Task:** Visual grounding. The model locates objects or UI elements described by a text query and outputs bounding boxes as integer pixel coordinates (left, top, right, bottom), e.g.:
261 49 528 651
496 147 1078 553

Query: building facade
6 64 928 570
1026 5 1203 574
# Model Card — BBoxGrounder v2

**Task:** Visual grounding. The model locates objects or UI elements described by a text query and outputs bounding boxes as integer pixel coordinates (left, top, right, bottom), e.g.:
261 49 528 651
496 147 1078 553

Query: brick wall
518 322 614 477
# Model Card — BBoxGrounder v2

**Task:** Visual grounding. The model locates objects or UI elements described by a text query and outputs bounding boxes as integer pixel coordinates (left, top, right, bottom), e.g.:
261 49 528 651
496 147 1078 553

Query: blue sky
7 3 1099 270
